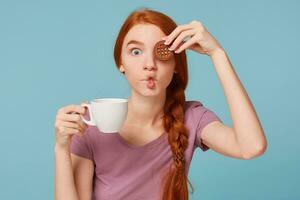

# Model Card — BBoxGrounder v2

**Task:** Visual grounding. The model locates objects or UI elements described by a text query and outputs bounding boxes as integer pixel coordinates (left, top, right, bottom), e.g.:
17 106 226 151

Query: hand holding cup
54 102 88 150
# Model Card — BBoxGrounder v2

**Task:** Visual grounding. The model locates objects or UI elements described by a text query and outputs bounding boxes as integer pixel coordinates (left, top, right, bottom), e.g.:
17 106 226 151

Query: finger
57 113 82 123
59 126 80 135
79 101 89 115
168 29 196 51
174 36 199 54
57 121 81 130
62 115 87 132
164 24 193 45
59 104 86 115
73 121 88 135
78 120 88 133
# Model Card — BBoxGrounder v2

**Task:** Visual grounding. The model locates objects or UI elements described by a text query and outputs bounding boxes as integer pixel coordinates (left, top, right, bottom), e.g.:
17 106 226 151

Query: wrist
209 47 225 58
55 143 70 153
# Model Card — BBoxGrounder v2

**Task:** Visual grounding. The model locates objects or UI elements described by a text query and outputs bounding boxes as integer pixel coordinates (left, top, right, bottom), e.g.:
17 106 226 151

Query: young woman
54 8 267 200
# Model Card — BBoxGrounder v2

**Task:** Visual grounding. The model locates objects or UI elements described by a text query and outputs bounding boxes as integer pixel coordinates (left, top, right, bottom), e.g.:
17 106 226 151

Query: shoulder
184 99 208 132
184 99 222 131
185 100 201 109
184 100 205 116
185 100 219 116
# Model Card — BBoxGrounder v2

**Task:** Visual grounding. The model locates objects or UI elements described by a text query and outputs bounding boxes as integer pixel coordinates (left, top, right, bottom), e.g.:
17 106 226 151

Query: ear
119 64 125 72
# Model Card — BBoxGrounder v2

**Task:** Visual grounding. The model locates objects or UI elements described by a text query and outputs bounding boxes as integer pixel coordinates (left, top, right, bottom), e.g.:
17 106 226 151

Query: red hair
113 8 194 200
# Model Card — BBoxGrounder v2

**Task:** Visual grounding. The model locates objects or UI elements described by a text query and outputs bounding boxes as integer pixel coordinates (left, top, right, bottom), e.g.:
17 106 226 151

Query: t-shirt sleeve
69 112 94 160
191 101 223 151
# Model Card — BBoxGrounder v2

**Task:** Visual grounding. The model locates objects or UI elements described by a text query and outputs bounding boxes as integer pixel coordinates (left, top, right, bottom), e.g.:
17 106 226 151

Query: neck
124 91 166 129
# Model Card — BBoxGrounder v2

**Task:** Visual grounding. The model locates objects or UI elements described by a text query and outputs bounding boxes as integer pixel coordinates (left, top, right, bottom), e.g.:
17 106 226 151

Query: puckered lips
141 76 156 89
141 75 157 81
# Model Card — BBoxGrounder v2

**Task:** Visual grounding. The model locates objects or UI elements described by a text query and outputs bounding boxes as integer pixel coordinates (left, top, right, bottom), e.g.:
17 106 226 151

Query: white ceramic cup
80 98 128 133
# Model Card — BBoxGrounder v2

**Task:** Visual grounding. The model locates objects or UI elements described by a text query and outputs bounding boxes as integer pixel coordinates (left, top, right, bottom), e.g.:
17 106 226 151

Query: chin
140 89 161 96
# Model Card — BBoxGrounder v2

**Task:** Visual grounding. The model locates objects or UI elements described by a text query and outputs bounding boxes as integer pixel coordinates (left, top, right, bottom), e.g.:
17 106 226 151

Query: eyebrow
126 40 144 47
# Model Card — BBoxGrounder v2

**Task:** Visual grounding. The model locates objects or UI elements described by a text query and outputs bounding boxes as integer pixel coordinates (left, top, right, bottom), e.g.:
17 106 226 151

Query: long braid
161 76 194 200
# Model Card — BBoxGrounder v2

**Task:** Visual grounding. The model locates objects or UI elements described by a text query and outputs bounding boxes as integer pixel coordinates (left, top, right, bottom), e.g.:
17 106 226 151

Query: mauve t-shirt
70 100 222 200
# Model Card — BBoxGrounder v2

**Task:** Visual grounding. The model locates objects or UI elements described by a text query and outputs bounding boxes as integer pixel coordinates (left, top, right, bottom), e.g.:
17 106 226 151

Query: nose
144 64 156 71
143 54 157 71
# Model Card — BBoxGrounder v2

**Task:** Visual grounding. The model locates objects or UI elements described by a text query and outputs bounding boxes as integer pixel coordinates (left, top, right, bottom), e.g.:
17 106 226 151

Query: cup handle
80 103 96 126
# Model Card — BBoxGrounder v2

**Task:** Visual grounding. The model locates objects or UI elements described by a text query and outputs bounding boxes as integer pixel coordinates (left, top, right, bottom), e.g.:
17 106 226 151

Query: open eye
130 48 142 56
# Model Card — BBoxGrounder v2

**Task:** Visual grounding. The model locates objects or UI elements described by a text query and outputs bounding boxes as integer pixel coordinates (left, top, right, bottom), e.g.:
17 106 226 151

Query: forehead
123 24 166 46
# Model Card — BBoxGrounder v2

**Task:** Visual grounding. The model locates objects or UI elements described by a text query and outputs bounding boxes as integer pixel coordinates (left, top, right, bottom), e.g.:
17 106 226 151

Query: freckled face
120 24 176 96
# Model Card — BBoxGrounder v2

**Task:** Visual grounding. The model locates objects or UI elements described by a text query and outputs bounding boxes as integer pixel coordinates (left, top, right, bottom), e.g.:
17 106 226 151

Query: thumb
80 100 89 106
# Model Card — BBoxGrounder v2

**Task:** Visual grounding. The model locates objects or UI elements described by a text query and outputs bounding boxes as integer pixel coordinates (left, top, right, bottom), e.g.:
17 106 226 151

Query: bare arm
199 49 267 160
55 145 79 200
55 145 94 200
209 49 267 158
71 153 94 200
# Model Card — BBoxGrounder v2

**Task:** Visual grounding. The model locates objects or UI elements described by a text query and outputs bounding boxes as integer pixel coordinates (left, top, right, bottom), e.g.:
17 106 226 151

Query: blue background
1 0 299 199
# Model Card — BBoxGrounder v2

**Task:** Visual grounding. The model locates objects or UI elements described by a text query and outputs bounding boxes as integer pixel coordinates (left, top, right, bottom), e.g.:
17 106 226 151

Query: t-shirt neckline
114 131 168 149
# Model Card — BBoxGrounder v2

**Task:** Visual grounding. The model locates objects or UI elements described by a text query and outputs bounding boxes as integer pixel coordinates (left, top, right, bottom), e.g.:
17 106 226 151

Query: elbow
242 141 268 160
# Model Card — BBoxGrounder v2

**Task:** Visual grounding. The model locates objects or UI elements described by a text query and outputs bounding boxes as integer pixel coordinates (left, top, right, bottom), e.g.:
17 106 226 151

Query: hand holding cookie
162 20 223 57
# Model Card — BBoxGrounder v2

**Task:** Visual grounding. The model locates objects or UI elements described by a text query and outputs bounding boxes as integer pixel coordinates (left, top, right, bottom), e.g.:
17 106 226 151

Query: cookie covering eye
154 40 173 61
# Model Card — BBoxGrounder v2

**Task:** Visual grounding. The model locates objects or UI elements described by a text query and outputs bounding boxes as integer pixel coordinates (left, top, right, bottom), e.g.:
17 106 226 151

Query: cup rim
91 98 128 103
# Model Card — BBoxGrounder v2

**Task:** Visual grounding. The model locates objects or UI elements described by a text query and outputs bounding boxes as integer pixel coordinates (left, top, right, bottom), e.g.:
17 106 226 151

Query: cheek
159 69 175 88
125 55 139 64
122 57 142 84
122 49 144 62
122 54 143 71
162 73 174 86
